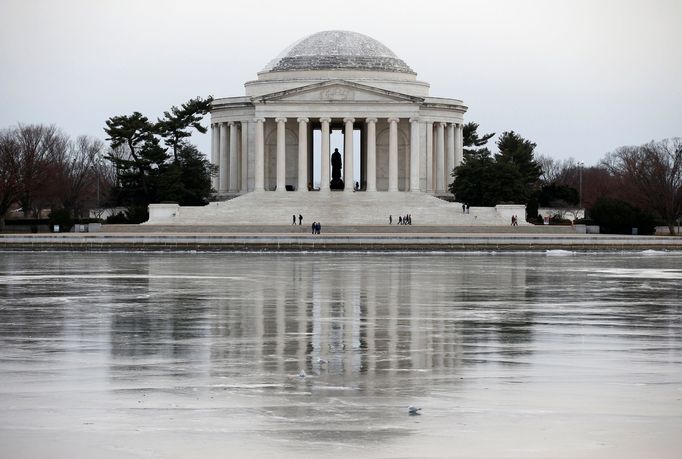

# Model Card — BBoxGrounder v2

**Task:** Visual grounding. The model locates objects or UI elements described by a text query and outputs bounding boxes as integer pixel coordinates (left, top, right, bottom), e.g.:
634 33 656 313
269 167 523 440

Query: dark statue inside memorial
330 148 344 190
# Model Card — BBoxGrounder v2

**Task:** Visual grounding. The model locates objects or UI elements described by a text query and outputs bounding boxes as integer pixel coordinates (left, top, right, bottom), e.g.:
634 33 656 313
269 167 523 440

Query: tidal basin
0 251 680 458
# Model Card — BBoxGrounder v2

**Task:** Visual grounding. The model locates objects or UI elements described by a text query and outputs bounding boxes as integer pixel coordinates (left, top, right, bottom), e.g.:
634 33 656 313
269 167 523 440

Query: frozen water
0 251 681 458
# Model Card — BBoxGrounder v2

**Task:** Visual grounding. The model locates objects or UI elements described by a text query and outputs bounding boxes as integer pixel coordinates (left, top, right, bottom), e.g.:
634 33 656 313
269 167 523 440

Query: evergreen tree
157 96 214 163
157 144 216 206
589 197 656 235
450 151 525 206
463 122 495 148
450 129 542 213
103 97 215 223
104 112 163 201
495 131 542 195
449 149 494 205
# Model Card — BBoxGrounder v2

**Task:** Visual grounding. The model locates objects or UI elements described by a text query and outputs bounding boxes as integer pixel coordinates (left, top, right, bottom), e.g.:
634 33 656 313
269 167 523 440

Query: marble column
409 118 420 192
388 117 399 192
275 117 287 192
219 122 229 193
320 118 331 192
229 122 239 192
343 118 354 192
425 122 433 192
211 123 220 191
240 121 248 192
435 122 445 193
297 117 308 192
366 118 377 192
455 123 464 167
254 118 265 192
447 123 455 190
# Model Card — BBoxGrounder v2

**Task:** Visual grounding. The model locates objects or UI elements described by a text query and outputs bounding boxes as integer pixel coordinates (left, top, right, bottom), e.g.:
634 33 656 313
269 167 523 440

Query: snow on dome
260 30 415 74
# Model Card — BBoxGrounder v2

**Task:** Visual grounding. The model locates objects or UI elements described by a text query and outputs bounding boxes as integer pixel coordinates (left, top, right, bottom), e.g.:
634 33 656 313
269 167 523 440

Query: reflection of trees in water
526 255 682 344
406 255 536 364
108 256 216 382
0 276 67 344
108 260 169 364
0 254 117 349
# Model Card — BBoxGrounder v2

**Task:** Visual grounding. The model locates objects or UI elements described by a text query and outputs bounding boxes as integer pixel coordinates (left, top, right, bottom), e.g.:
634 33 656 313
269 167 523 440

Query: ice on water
0 251 681 458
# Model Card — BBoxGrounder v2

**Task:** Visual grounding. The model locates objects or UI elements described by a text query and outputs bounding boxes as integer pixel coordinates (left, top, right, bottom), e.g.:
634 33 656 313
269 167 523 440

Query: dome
260 30 415 75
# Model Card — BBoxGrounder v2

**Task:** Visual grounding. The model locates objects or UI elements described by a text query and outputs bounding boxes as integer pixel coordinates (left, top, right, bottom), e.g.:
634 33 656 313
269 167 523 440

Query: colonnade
211 117 464 194
211 121 249 194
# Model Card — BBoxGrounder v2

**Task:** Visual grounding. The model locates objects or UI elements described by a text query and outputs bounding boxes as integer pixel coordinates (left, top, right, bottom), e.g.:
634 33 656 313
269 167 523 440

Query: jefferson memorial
148 31 522 225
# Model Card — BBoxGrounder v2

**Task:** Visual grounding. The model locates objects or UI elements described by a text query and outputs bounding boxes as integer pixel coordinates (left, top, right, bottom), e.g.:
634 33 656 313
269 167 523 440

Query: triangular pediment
254 80 423 104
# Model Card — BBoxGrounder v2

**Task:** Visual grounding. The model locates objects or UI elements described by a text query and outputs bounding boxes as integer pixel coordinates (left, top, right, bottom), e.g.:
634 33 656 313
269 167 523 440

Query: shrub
549 215 573 225
104 206 148 224
105 211 128 224
48 208 74 232
589 198 656 235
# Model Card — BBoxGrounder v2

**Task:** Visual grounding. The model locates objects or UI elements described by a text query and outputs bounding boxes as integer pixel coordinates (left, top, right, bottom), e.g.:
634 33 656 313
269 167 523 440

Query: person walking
311 222 316 234
298 214 302 225
292 214 296 225
389 215 392 224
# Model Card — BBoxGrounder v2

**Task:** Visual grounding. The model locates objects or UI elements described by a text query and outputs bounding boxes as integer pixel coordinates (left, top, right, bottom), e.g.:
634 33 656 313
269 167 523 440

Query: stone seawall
1 233 681 251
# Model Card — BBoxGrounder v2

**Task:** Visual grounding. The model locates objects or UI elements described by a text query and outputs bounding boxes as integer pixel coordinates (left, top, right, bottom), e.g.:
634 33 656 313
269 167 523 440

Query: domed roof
260 30 415 75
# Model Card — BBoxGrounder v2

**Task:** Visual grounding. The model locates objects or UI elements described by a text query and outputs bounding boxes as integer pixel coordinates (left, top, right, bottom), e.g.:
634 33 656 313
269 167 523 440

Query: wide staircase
146 191 512 226
103 224 576 234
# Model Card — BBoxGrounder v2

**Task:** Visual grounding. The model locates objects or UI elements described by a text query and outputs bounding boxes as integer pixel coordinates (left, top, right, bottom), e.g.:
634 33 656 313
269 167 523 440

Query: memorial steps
146 191 518 226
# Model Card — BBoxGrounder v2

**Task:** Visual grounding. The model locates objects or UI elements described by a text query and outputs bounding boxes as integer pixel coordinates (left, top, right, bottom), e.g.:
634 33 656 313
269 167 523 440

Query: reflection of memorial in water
245 255 533 383
132 254 534 388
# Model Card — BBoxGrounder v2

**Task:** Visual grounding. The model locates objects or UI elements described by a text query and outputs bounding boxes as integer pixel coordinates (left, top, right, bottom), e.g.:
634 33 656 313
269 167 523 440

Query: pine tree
103 97 215 222
156 96 214 162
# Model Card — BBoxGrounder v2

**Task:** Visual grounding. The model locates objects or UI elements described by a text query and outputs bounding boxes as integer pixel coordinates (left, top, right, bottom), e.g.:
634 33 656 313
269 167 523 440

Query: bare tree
605 138 682 235
0 129 22 230
537 154 560 185
15 124 67 217
537 155 583 187
52 136 106 218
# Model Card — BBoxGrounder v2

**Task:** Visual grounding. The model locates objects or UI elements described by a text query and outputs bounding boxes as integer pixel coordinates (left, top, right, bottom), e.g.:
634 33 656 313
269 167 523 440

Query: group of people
291 214 321 233
389 214 413 225
461 204 470 214
511 215 519 226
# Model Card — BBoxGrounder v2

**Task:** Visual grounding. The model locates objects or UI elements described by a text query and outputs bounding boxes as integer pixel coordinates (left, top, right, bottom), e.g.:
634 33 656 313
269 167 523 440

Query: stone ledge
1 233 680 252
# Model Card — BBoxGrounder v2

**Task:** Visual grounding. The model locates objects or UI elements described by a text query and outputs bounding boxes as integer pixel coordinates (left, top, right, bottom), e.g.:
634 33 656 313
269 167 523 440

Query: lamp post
577 161 584 217
96 165 100 209
93 152 102 210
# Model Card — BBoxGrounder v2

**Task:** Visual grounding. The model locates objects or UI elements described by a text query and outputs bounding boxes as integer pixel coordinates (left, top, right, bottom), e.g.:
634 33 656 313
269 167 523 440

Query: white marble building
147 31 525 226
210 30 465 195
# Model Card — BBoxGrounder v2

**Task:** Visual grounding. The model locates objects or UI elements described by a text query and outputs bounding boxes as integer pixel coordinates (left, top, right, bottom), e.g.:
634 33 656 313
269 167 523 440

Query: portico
211 114 464 194
209 30 466 196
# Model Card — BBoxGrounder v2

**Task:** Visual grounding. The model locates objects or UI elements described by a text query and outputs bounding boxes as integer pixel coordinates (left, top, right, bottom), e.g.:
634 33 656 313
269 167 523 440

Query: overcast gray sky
1 0 680 165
